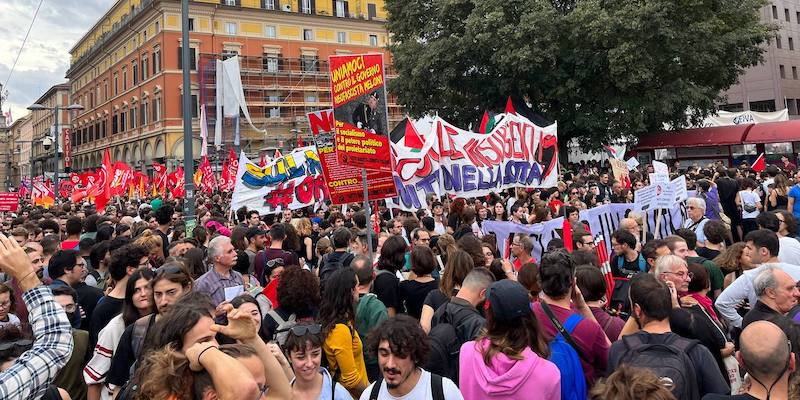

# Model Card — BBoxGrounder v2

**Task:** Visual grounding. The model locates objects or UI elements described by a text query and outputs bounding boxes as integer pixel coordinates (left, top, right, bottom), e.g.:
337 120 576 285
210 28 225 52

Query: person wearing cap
459 279 560 400
245 227 268 276
532 250 610 386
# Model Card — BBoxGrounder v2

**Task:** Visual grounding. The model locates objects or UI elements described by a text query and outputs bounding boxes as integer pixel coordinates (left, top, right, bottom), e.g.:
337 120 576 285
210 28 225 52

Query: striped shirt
0 285 74 399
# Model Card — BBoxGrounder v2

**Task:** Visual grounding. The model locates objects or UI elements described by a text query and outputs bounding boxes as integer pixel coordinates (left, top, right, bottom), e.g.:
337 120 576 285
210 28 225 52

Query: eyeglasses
0 340 32 351
0 300 11 307
662 271 694 279
62 304 77 313
288 324 322 337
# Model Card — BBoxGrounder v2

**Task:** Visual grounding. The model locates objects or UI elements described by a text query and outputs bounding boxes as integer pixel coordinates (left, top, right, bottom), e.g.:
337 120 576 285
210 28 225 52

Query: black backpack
424 302 474 384
319 252 354 283
618 334 701 400
368 372 444 400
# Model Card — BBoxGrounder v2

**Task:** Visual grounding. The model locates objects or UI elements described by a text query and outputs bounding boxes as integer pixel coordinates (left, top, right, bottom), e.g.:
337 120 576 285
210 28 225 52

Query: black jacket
430 297 485 342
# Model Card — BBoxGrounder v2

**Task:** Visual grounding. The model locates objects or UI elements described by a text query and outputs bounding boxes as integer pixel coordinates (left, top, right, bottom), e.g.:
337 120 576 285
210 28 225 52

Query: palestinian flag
752 153 766 173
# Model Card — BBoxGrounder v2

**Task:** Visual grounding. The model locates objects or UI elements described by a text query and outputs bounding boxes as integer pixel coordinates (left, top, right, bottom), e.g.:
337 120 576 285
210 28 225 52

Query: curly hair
366 315 430 367
591 365 676 400
134 345 194 400
277 266 320 317
108 244 150 281
318 267 357 335
712 242 748 275
134 230 163 257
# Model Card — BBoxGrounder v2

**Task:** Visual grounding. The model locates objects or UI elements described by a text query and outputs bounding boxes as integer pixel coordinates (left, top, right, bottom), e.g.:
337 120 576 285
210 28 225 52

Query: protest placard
329 54 392 172
626 157 640 171
307 109 396 205
653 160 669 174
0 193 19 212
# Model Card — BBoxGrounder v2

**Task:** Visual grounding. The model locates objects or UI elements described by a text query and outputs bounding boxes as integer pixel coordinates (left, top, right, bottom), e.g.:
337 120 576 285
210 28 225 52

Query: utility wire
3 0 46 90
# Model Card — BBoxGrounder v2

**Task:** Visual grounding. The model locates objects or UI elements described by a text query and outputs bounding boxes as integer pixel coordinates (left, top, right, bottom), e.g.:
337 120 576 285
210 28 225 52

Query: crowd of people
0 157 799 400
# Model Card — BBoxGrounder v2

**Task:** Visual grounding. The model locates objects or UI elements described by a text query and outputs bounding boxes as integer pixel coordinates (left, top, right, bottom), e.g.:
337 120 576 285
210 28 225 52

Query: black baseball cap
486 280 531 321
245 227 268 240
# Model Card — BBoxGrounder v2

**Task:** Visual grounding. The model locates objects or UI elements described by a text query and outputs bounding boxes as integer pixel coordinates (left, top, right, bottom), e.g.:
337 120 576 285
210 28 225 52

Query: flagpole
181 0 197 235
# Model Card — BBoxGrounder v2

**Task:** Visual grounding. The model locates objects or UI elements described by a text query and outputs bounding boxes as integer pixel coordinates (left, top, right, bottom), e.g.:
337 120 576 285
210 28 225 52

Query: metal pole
362 168 373 260
234 115 240 155
53 106 59 199
181 0 196 235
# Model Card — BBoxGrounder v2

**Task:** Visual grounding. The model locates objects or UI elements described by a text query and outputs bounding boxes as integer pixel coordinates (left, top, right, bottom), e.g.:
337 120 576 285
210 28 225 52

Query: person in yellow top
320 267 368 398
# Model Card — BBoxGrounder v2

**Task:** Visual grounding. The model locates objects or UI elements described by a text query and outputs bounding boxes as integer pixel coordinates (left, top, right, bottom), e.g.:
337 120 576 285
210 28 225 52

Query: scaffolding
198 53 404 154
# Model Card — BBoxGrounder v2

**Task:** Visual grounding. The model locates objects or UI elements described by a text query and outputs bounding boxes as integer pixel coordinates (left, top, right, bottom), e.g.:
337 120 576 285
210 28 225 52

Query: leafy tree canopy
386 0 774 150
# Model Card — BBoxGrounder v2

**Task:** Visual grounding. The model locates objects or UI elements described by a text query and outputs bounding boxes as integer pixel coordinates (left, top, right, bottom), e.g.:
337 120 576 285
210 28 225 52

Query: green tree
386 0 774 150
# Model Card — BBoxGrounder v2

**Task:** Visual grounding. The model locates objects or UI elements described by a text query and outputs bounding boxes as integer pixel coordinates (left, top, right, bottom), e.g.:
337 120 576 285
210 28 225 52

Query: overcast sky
1 0 111 123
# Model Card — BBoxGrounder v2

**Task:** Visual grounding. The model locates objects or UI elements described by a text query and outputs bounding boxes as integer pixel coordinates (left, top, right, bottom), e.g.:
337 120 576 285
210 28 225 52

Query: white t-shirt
0 313 20 329
779 237 800 266
360 369 463 400
739 190 760 219
683 217 709 244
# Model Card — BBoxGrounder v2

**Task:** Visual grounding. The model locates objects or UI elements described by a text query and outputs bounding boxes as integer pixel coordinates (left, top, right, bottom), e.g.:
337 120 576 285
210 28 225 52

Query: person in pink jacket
458 280 561 400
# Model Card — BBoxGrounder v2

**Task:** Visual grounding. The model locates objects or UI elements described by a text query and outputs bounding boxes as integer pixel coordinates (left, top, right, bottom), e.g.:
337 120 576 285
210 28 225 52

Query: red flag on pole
297 136 304 147
479 111 489 134
562 218 573 252
752 153 766 173
595 236 615 305
94 149 112 211
505 96 516 115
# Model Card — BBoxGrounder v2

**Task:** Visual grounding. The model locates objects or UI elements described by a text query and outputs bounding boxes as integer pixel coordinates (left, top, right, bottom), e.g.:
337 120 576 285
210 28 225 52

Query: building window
153 47 161 73
143 29 148 42
301 55 318 72
786 8 791 22
188 18 195 32
368 3 377 19
791 37 795 51
369 34 378 47
142 55 149 80
132 62 139 84
177 47 197 70
265 25 276 38
222 49 238 60
781 64 786 79
773 5 779 19
122 67 128 91
305 93 318 103
268 92 281 102
155 20 160 33
262 0 276 9
104 80 108 100
337 31 346 44
112 114 118 134
120 110 127 131
300 0 313 14
303 29 313 41
225 22 237 35
269 107 281 118
263 54 279 72
335 0 348 17
130 108 137 129
793 66 798 79
223 0 238 5
153 98 162 121
114 73 119 95
141 101 148 125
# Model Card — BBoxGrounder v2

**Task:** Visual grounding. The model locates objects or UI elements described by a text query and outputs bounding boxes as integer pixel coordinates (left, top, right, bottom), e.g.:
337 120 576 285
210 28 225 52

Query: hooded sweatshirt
458 338 561 400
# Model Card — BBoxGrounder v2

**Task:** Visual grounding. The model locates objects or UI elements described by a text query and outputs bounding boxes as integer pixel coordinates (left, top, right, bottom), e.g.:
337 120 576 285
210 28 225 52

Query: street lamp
27 102 84 198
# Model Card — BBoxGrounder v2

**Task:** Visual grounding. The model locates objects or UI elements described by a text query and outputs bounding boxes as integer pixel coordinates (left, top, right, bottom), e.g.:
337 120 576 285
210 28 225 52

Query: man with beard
363 315 463 400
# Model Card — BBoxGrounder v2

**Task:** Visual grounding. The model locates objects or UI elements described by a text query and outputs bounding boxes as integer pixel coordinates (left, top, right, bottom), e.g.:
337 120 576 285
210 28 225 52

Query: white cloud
1 0 112 122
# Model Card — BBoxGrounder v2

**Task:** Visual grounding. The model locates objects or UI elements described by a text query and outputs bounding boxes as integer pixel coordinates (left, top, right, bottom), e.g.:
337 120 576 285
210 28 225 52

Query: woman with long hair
295 218 316 268
491 201 507 222
712 242 756 288
374 235 406 317
419 250 475 333
282 322 352 400
447 198 467 233
459 280 559 399
777 210 800 240
85 268 154 400
769 173 790 211
318 268 367 398
398 246 439 319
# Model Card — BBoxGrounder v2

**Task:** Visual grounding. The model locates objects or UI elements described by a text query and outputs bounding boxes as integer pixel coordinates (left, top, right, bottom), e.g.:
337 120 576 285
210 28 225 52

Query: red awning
635 124 753 150
744 120 800 144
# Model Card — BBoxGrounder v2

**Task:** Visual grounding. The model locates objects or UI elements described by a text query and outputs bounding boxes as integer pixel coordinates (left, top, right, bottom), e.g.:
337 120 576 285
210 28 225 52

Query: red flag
505 96 516 115
227 148 238 191
562 218 573 253
479 111 490 134
110 162 132 196
94 149 112 211
221 159 230 191
168 167 185 198
602 144 619 159
595 235 615 305
199 156 215 194
153 162 167 195
752 153 766 173
260 153 267 168
274 149 283 159
297 136 304 147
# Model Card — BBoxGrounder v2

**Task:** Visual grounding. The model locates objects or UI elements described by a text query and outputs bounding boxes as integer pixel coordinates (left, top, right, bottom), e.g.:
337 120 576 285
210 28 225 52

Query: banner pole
654 208 663 239
362 168 374 261
641 209 647 245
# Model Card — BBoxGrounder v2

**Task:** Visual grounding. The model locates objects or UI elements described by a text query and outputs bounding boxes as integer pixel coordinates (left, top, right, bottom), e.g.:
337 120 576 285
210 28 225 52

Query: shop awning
634 124 754 150
743 120 800 144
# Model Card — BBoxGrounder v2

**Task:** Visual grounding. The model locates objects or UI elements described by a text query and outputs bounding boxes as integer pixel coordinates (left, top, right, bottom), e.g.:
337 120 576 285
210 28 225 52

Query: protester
420 250 474 333
351 255 388 382
194 235 244 308
398 246 438 319
283 321 353 399
363 315 462 400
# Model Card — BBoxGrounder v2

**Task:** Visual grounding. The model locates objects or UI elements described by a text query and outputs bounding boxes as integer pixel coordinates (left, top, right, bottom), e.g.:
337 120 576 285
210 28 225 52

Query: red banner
225 148 238 192
308 109 396 204
153 162 167 196
198 156 215 194
62 128 72 169
94 149 111 211
0 193 19 212
329 53 392 172
168 167 185 198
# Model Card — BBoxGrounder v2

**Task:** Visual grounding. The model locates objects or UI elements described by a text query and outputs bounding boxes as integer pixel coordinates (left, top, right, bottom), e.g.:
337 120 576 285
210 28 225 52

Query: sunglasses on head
288 324 322 337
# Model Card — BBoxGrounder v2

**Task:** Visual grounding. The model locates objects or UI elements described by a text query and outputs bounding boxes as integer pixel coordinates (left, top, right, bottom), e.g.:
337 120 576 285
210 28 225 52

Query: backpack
424 301 475 384
618 334 701 400
541 302 588 400
115 314 156 400
368 372 444 400
267 309 297 346
609 255 646 316
319 252 354 284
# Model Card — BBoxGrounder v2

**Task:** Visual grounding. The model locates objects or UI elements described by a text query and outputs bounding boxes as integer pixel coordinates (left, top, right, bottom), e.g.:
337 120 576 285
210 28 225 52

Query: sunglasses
288 324 322 337
0 340 33 351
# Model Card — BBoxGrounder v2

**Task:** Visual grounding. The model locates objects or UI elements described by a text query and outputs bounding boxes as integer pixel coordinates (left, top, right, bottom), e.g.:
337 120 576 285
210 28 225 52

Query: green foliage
386 0 775 150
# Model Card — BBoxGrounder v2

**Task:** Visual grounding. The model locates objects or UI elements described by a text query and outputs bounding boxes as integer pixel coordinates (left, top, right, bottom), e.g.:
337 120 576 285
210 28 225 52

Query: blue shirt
789 184 800 219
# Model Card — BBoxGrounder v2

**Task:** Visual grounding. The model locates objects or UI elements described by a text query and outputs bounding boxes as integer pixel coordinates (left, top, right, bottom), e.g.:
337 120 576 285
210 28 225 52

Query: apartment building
66 0 399 172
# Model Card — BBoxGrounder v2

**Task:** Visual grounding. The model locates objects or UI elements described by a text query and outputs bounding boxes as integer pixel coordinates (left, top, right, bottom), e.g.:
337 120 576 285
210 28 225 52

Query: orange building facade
66 0 399 173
